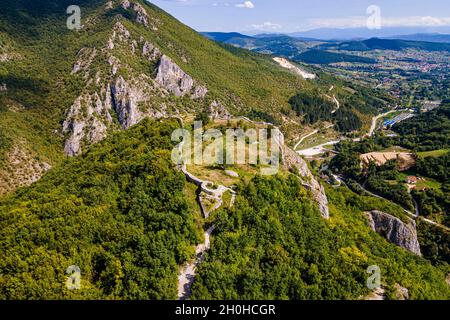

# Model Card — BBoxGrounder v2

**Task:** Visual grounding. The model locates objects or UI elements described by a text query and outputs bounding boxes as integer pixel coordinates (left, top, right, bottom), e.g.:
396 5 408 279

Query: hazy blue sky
148 0 450 33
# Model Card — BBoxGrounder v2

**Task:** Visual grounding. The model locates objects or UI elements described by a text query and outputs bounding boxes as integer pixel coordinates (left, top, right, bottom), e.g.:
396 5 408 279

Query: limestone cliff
62 89 113 156
155 55 207 99
63 1 208 156
111 75 168 129
365 210 421 256
284 146 330 219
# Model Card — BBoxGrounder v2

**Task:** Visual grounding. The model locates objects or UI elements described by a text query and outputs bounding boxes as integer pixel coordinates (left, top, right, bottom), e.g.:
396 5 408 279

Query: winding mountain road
367 110 397 137
294 124 334 151
294 130 319 150
351 179 449 231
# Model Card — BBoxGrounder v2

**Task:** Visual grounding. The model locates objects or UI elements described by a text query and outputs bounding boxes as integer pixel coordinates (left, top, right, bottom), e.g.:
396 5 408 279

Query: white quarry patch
297 140 341 157
273 57 316 80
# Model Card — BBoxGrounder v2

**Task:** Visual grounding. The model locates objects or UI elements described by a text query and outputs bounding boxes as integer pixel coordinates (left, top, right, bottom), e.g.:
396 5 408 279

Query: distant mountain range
202 32 450 66
202 32 320 57
203 31 450 48
319 38 450 52
201 32 254 42
205 27 450 44
385 33 450 43
284 26 450 41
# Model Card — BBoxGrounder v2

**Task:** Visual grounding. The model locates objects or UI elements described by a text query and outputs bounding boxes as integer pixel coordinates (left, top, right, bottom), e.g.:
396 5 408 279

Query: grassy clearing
417 149 449 158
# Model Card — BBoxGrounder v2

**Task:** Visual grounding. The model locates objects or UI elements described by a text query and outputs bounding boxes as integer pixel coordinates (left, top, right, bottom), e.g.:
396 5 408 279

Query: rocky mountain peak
62 4 210 156
121 0 159 30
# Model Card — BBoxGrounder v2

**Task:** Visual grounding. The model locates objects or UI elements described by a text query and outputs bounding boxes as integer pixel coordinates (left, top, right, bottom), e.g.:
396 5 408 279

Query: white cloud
235 1 255 9
383 16 450 27
305 15 450 30
250 21 282 30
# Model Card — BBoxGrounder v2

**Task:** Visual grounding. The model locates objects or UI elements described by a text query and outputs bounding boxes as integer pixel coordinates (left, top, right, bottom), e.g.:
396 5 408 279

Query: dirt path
331 95 340 114
294 130 319 150
177 164 235 299
176 139 236 300
177 226 214 300
325 86 340 114
294 124 334 151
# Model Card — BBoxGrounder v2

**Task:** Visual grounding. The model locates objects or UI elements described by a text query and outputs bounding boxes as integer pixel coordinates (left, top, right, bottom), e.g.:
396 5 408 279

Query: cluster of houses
405 175 425 189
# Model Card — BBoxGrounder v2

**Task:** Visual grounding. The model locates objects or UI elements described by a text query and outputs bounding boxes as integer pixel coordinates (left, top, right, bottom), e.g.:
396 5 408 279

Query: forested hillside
1 121 449 299
0 0 447 301
0 0 301 193
191 176 449 299
0 119 202 299
0 0 395 195
294 50 376 65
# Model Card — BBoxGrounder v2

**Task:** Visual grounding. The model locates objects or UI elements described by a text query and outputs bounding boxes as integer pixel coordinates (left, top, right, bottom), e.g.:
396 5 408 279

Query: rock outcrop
208 100 232 119
155 55 193 97
142 40 161 61
393 283 409 300
63 89 113 156
111 75 168 129
0 54 11 62
365 210 421 256
72 47 97 76
121 0 159 30
364 287 385 300
284 146 329 219
63 12 208 156
155 55 208 99
192 85 208 100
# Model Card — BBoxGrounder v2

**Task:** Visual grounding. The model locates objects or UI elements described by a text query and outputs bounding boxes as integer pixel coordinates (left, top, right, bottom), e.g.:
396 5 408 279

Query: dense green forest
289 91 363 132
417 222 450 265
190 176 449 299
294 50 376 65
289 91 335 123
364 161 415 211
1 118 448 299
0 120 202 299
392 106 450 152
